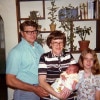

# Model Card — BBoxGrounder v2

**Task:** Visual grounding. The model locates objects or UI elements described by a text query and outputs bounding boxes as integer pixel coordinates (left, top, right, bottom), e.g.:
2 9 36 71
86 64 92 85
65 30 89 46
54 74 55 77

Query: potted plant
58 5 79 51
29 10 42 31
29 11 45 46
36 34 45 46
74 26 92 51
47 0 59 31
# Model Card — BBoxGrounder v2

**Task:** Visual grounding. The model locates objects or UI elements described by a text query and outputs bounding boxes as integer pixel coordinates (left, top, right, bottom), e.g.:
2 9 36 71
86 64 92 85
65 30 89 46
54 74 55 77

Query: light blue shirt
6 38 44 84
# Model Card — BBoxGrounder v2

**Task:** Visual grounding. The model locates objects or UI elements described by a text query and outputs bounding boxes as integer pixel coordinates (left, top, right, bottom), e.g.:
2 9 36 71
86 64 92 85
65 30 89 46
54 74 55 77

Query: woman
38 30 77 100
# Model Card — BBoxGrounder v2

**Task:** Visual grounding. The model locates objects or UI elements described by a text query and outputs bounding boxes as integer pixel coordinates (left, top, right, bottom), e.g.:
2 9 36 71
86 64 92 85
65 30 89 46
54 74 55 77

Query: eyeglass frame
51 42 64 46
23 30 39 35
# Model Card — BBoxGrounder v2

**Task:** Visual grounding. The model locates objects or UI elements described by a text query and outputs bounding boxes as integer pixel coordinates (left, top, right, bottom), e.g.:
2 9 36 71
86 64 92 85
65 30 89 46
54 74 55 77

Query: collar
50 51 64 57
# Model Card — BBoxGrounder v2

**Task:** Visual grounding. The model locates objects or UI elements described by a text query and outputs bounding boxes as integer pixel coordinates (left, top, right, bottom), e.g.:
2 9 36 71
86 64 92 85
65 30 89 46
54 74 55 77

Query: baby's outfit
50 72 79 100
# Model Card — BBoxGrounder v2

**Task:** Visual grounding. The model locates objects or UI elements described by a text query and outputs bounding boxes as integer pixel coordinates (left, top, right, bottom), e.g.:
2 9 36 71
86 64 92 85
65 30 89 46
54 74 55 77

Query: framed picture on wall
19 0 45 20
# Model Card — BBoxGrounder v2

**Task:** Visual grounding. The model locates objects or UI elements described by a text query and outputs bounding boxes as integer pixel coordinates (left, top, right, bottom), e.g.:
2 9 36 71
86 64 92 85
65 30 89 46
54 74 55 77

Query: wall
0 0 18 56
0 0 18 99
0 0 100 100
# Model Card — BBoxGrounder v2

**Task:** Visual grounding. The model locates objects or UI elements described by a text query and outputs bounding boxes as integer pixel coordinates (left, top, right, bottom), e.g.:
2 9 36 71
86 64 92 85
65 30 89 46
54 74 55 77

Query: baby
50 64 79 99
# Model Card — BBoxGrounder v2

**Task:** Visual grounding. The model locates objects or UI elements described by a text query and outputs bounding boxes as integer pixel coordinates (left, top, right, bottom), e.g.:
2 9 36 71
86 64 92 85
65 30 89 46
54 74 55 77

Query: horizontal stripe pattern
38 51 77 84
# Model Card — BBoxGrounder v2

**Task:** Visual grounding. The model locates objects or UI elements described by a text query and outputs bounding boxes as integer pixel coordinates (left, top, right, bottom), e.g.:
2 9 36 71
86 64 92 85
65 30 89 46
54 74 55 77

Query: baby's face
66 65 77 74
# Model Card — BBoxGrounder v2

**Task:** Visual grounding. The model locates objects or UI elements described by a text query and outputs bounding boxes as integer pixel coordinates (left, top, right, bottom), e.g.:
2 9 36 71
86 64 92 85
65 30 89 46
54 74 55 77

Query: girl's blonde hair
78 49 100 75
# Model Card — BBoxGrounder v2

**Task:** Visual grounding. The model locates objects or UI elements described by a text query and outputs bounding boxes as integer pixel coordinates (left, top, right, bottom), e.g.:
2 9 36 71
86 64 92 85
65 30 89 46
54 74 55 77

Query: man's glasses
24 30 38 35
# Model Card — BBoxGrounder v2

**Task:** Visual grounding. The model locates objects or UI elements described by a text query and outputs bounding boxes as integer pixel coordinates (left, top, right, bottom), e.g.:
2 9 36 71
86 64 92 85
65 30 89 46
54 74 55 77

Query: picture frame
19 0 45 19
58 8 78 21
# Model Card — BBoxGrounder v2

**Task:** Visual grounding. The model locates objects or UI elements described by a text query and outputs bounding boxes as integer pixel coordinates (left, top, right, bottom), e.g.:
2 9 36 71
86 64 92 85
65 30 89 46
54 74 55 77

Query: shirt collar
50 51 64 57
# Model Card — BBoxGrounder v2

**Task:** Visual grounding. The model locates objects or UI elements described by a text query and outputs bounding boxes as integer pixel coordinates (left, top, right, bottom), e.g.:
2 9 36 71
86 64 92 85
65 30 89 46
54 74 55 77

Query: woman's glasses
52 42 63 46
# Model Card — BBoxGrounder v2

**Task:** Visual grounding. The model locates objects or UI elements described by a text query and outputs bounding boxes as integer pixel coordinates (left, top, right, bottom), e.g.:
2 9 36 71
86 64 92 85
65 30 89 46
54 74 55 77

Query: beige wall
0 0 100 100
0 0 18 57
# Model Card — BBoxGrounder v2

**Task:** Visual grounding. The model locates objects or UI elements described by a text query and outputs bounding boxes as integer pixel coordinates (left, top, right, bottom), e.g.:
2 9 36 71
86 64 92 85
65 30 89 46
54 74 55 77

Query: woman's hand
58 86 71 100
72 81 77 90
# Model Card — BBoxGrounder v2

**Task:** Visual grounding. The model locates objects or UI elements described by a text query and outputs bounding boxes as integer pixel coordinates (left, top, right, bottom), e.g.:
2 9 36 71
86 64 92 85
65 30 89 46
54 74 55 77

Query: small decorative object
30 10 38 23
74 26 92 51
79 3 88 19
43 28 46 31
29 10 42 31
36 34 45 46
47 0 59 31
58 6 78 22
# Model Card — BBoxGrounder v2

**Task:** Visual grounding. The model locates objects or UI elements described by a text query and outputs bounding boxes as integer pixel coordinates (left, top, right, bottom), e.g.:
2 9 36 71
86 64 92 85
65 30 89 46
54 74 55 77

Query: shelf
20 0 44 1
39 31 50 33
71 50 100 54
16 0 100 52
20 17 45 20
73 19 100 21
19 18 100 22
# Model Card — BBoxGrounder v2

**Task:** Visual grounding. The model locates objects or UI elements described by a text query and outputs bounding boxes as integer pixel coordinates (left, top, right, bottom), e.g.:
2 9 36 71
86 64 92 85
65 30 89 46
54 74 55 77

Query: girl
77 49 100 100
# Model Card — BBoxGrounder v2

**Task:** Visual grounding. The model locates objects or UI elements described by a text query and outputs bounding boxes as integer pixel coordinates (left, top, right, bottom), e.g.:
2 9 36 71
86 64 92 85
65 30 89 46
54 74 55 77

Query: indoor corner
0 0 100 100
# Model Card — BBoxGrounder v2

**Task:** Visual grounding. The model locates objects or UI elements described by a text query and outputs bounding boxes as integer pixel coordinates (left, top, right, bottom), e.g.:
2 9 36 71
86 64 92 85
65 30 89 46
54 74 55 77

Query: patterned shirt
77 70 100 100
38 51 77 85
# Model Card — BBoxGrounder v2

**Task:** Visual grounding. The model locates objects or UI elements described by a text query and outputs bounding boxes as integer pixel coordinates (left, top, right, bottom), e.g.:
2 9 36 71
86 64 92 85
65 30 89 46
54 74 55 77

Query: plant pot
50 23 56 31
78 40 90 51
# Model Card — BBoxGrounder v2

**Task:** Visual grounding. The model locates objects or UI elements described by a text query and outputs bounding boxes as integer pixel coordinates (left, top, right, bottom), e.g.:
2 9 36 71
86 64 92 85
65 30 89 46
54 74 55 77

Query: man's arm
6 74 48 97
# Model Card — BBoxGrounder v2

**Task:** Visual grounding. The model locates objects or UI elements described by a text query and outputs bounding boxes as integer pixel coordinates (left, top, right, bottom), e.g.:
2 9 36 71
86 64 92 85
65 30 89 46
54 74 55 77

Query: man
6 20 48 100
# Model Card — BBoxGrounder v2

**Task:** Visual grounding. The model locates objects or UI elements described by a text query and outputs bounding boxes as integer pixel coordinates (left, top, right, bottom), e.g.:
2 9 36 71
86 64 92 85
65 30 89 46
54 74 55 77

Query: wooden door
0 15 7 100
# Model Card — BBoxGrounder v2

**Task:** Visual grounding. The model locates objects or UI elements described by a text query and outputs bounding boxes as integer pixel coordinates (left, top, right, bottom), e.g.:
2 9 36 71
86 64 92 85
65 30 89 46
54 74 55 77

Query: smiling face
50 39 64 56
21 26 38 45
78 49 100 75
83 53 94 70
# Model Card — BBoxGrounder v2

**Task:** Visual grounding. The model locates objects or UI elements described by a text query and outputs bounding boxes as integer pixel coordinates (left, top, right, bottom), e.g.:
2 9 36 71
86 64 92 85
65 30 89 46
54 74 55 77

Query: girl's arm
95 90 100 100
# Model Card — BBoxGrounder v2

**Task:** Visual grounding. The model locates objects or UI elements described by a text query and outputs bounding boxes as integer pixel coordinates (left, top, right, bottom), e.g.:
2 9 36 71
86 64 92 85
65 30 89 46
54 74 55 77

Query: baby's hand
61 75 66 81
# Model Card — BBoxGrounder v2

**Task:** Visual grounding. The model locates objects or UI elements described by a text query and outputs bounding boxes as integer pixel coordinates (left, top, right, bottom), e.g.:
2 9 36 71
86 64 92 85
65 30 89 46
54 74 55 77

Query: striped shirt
38 51 77 85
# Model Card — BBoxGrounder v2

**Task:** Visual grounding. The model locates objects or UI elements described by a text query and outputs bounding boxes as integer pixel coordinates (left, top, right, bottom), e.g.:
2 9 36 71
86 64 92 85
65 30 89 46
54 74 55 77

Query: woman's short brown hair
46 30 66 48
